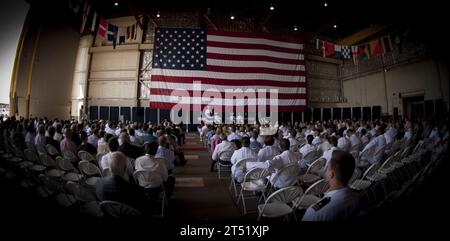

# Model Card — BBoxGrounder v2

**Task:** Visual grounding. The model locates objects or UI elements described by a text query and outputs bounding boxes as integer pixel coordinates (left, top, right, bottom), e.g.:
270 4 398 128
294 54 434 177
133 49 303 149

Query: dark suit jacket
96 175 146 210
118 142 142 159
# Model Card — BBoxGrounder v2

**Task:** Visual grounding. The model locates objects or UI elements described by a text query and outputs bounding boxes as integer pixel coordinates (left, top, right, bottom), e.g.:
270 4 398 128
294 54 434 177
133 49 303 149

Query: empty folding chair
293 179 328 211
237 167 271 215
46 144 59 156
229 157 253 198
299 158 326 186
78 150 96 163
65 181 104 217
257 186 303 221
270 164 300 190
40 153 65 178
78 160 102 187
349 162 380 191
55 156 83 182
62 150 78 163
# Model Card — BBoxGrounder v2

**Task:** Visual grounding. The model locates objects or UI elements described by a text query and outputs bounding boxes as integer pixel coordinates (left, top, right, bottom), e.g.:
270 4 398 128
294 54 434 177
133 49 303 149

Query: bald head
109 151 128 177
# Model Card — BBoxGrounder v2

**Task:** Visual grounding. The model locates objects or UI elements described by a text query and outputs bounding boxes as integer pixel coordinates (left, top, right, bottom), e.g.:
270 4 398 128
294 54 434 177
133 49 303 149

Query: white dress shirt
156 145 175 171
361 134 386 164
227 132 240 142
349 134 361 148
337 137 351 152
299 143 315 158
88 134 99 148
302 187 360 221
268 150 301 188
135 154 168 186
230 147 256 182
212 140 237 161
257 145 280 162
100 152 134 177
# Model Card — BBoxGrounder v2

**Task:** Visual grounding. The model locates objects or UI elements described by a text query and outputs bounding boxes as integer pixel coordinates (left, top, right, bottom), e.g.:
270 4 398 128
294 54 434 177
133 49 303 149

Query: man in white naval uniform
302 150 360 221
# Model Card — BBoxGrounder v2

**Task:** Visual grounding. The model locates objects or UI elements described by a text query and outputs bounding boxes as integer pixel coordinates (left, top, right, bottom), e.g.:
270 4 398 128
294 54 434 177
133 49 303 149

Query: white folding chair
78 150 96 162
40 153 65 178
78 160 102 187
55 156 83 182
65 181 104 217
349 162 380 191
229 157 254 198
100 200 142 218
257 186 303 221
62 150 78 163
302 151 317 166
293 179 328 210
270 163 300 190
237 167 271 215
299 157 325 186
46 144 59 156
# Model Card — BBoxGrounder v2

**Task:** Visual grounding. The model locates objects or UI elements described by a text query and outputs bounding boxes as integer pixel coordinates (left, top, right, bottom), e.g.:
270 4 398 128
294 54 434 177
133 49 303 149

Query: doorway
403 96 424 120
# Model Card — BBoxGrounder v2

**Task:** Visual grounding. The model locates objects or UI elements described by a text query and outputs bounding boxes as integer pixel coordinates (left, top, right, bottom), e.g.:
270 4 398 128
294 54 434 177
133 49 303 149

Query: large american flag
150 28 306 112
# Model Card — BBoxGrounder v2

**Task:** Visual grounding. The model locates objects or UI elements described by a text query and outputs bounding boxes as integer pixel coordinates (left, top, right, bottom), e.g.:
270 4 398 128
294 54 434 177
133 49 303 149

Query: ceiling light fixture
294 25 298 31
324 2 328 7
333 24 337 28
230 15 235 20
269 4 275 11
114 1 119 7
156 12 160 18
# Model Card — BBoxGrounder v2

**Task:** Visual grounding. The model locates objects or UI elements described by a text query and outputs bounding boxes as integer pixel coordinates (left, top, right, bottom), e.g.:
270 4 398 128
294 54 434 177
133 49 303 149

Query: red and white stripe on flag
149 30 306 112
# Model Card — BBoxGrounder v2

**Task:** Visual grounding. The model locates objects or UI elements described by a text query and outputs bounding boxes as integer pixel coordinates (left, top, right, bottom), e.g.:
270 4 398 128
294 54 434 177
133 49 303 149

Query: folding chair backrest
100 201 142 218
78 150 96 162
305 179 329 196
24 149 39 162
380 155 395 169
46 144 59 156
218 150 234 161
235 157 254 170
349 167 361 184
303 151 317 163
65 181 96 202
362 163 379 179
133 170 162 188
39 153 56 167
306 157 326 174
56 156 75 171
244 167 271 182
63 150 78 163
79 160 102 177
271 164 300 187
266 186 303 204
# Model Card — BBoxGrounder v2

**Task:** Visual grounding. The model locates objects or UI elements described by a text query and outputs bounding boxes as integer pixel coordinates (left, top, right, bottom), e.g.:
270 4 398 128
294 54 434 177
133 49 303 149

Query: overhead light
294 25 298 31
230 15 235 20
156 12 160 18
269 4 275 11
333 24 337 28
114 1 119 6
324 2 328 7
